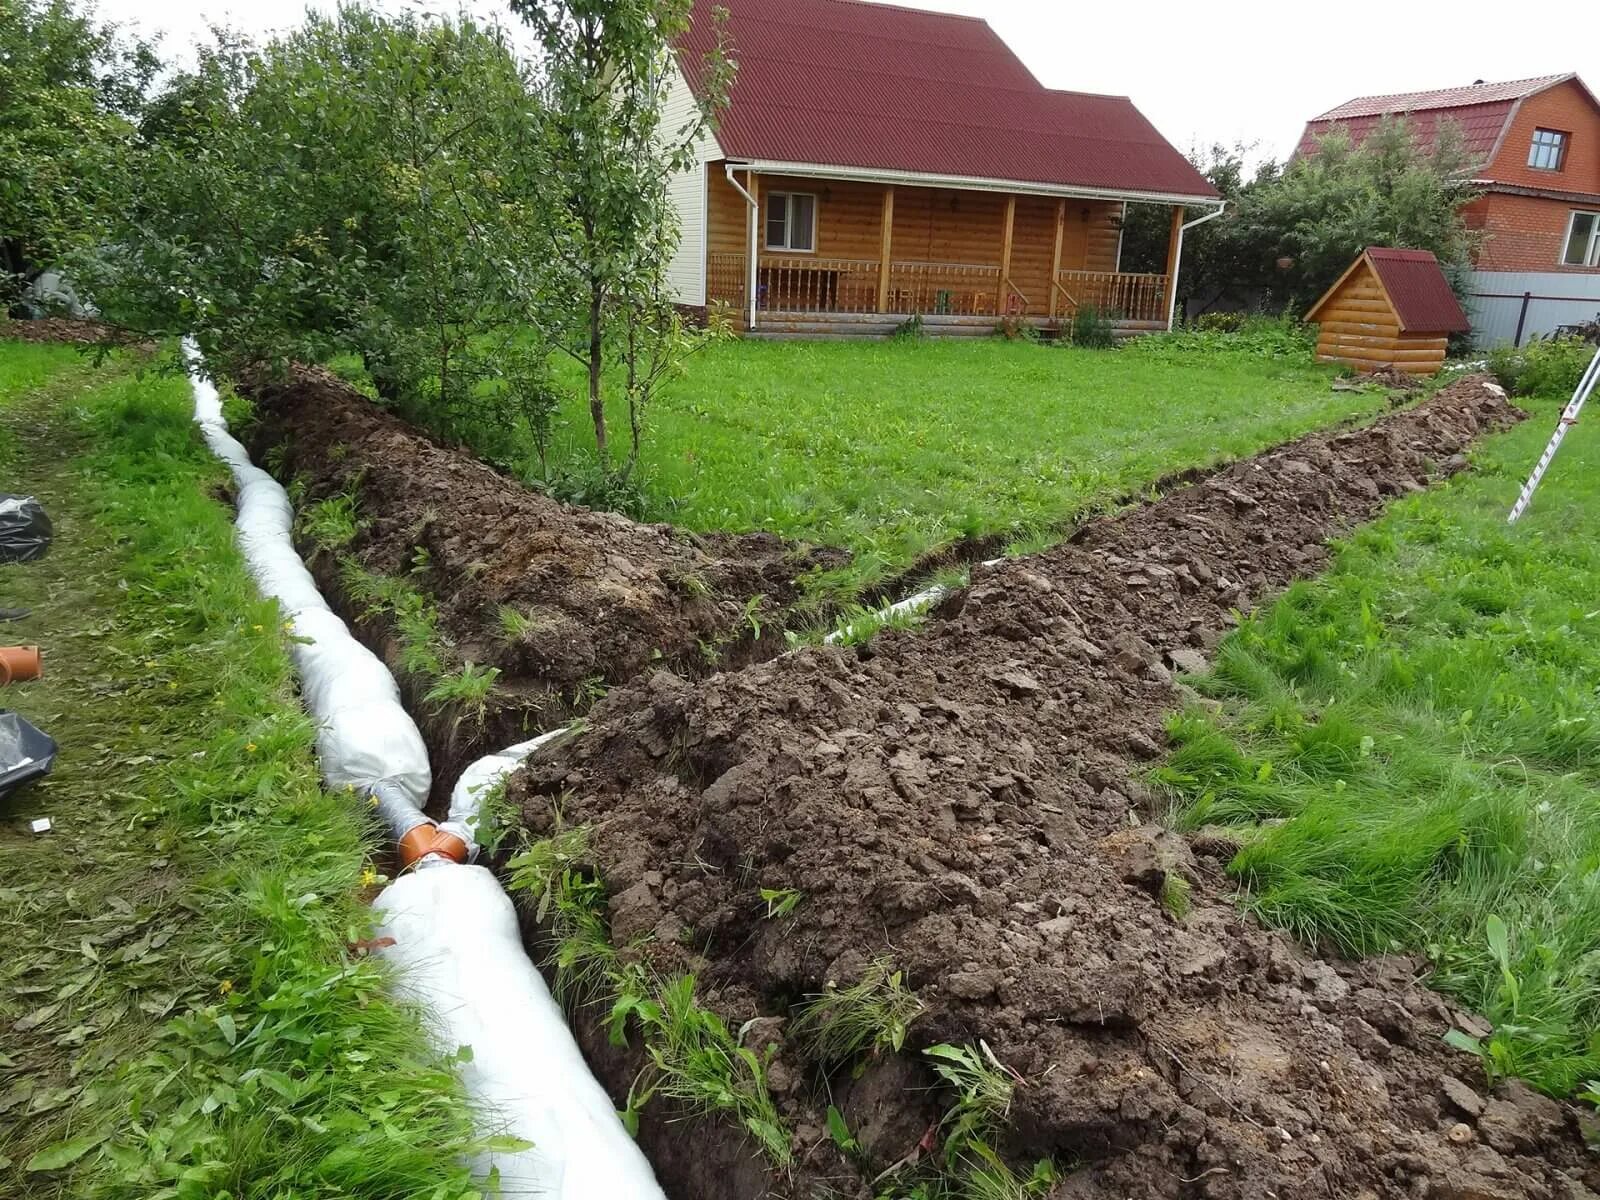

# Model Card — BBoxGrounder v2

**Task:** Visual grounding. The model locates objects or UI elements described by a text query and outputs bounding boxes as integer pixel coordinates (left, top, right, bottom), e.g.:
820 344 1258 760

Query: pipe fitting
399 824 470 868
0 645 42 685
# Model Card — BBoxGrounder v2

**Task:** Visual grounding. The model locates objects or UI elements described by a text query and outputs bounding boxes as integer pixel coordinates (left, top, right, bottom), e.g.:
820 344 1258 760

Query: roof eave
729 158 1222 206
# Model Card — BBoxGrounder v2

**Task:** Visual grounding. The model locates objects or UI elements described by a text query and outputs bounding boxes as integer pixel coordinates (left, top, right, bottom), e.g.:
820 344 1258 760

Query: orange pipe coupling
398 823 470 868
0 646 42 686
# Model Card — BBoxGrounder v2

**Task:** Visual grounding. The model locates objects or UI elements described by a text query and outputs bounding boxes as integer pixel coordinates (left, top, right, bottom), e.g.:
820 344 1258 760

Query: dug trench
240 365 845 806
500 376 1600 1200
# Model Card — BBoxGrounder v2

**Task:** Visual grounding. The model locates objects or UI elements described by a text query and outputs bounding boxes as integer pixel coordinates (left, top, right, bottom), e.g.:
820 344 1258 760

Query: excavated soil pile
509 377 1599 1199
0 317 129 345
242 366 844 794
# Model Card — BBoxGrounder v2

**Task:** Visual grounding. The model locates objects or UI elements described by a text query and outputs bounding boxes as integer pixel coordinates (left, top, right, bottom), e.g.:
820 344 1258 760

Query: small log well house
665 0 1224 338
1305 248 1472 375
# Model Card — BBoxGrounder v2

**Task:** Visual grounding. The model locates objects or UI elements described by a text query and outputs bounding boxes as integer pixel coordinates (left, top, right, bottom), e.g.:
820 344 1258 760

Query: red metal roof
677 0 1218 201
1295 74 1583 164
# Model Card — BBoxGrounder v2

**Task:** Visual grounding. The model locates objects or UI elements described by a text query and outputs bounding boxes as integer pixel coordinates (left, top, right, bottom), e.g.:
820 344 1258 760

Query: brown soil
0 317 133 346
239 366 844 802
506 377 1600 1199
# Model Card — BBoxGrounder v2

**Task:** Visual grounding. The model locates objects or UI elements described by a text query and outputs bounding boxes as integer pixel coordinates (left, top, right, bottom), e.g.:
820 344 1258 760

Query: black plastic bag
0 710 56 800
0 494 52 564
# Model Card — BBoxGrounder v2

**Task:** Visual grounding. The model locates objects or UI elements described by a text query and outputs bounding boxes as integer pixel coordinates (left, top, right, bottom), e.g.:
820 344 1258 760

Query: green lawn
545 338 1372 590
1157 386 1600 1097
0 342 477 1197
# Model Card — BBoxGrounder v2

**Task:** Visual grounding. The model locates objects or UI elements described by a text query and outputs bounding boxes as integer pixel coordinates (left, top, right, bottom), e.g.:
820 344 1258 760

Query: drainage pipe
183 342 664 1199
725 162 760 332
1164 202 1227 331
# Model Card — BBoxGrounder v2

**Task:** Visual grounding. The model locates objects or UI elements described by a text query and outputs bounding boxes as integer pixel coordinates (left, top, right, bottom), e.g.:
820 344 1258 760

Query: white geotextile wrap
376 866 667 1198
183 341 430 805
441 729 567 856
184 342 665 1199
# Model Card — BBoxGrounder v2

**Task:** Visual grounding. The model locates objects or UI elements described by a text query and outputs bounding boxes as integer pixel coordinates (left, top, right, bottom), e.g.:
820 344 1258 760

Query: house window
764 192 816 252
1563 211 1600 267
1528 128 1568 171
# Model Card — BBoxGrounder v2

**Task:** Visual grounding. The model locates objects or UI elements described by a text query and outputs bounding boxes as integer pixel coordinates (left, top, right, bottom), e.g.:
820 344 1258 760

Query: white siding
662 61 721 307
1465 270 1600 347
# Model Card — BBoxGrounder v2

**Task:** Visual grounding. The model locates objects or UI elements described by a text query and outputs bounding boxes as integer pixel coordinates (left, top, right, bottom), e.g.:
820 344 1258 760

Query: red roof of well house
1295 74 1590 163
677 0 1219 202
1307 248 1471 334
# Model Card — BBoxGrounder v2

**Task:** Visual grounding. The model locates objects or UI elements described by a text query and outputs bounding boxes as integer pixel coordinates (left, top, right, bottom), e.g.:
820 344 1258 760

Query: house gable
675 0 1217 202
1484 77 1600 195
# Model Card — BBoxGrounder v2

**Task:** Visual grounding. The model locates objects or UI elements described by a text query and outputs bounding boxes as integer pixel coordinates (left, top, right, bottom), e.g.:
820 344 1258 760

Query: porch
703 166 1183 336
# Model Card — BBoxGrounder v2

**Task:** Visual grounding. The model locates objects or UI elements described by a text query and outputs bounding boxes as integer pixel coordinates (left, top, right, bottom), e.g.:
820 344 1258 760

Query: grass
504 825 793 1166
1155 383 1600 1097
334 337 1362 597
542 339 1370 593
0 342 479 1196
340 558 447 677
789 957 924 1064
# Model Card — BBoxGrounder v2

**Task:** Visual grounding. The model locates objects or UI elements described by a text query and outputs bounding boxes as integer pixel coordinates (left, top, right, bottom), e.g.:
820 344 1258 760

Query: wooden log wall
1312 260 1449 375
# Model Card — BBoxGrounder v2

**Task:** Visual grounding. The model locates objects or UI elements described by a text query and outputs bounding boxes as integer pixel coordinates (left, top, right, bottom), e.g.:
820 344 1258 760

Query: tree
1122 118 1480 320
509 0 732 473
0 0 157 308
86 7 560 457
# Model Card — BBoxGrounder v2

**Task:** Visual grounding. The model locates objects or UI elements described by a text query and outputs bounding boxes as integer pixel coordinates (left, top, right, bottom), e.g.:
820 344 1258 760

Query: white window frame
764 191 818 253
1562 210 1600 267
1529 128 1569 171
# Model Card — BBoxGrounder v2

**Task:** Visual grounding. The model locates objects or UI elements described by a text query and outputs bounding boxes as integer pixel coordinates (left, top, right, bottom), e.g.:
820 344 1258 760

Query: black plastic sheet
0 710 56 800
0 494 52 564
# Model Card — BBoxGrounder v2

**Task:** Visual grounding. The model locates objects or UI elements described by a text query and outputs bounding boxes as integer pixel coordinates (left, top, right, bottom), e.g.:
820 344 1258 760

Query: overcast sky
96 0 1592 163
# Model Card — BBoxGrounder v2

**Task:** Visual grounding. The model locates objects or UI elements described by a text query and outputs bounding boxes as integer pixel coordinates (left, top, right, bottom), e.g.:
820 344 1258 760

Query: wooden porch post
997 195 1016 314
876 186 895 314
1048 198 1066 319
1161 205 1185 330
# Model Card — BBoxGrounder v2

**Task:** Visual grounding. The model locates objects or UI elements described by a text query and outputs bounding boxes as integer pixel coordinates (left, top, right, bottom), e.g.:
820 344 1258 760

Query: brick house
1299 74 1600 345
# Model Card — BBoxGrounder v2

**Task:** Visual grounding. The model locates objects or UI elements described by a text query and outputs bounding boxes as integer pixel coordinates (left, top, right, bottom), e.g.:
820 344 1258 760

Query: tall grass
1158 386 1600 1096
0 346 480 1197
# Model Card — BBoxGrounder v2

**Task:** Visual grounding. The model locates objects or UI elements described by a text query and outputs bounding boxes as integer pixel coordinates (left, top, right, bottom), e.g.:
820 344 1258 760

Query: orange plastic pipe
397 824 469 868
0 646 42 685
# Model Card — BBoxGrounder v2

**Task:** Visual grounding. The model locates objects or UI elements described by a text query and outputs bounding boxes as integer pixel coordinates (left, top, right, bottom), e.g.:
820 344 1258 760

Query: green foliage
0 348 479 1197
298 491 360 550
1067 304 1116 349
1121 120 1479 317
1128 314 1317 363
791 958 925 1065
0 0 156 306
507 0 733 474
611 969 793 1168
1158 400 1600 1096
424 661 502 721
1489 336 1594 399
340 559 446 677
1159 873 1193 920
506 824 794 1165
85 8 562 453
759 887 804 919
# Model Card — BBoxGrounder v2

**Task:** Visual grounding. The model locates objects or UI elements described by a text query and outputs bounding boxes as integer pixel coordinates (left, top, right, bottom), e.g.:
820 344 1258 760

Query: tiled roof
677 0 1218 200
1311 75 1573 121
1295 74 1585 165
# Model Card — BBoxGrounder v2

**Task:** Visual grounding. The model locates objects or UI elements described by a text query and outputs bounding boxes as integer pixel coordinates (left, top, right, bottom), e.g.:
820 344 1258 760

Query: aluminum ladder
1507 343 1600 523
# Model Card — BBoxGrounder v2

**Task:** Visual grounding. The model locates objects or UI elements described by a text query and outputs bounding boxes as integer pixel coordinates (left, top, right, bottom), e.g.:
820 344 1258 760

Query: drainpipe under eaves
725 162 759 332
1165 201 1227 331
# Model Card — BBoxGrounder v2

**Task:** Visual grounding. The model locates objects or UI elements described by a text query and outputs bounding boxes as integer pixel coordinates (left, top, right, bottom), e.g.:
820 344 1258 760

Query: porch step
744 312 1167 342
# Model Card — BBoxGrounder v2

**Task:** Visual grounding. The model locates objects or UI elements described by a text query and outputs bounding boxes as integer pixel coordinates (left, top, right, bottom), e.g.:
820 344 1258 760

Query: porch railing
885 261 1002 317
1053 270 1169 324
708 253 1170 325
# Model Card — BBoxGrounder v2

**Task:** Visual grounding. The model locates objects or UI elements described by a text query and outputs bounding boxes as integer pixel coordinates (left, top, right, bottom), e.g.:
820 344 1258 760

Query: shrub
1488 335 1594 399
1191 311 1246 333
1127 314 1316 362
1068 304 1116 349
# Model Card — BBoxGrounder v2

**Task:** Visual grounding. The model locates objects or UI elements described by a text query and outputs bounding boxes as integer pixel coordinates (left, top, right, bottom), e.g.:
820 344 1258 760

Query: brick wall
1469 191 1600 272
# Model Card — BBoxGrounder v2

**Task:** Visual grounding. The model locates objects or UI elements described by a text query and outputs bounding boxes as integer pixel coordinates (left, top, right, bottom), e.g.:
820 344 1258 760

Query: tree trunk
587 284 607 462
